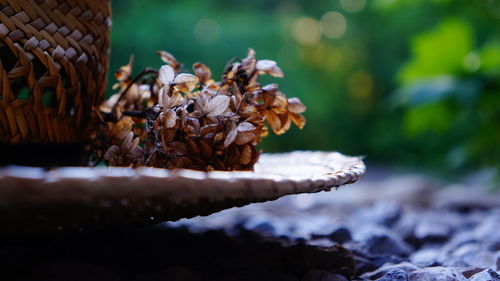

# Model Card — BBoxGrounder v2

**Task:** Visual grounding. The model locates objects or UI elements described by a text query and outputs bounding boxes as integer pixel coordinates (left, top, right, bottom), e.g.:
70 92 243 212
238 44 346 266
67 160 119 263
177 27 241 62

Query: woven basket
0 0 110 146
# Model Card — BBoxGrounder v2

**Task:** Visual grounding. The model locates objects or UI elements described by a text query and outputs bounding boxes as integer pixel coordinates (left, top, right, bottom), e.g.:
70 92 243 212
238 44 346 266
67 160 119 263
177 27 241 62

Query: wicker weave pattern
0 0 110 144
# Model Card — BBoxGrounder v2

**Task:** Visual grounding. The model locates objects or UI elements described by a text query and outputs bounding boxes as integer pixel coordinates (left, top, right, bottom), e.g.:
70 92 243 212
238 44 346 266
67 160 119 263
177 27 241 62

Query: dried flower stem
90 49 306 171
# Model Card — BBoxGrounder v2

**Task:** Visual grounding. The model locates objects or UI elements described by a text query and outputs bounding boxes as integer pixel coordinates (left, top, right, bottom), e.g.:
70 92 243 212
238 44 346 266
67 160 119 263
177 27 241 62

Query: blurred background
110 0 500 183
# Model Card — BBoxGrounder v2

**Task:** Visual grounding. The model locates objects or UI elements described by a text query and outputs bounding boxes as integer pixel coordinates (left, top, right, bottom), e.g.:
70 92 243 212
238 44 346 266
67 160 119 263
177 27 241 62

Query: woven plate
0 151 364 232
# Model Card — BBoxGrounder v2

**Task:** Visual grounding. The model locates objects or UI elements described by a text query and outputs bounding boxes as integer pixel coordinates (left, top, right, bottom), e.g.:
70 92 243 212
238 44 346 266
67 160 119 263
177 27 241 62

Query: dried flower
89 49 306 171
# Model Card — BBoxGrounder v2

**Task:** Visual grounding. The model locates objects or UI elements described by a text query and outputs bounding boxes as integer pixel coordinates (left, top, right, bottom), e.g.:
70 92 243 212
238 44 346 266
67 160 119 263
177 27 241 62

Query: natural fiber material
0 151 365 232
0 0 110 144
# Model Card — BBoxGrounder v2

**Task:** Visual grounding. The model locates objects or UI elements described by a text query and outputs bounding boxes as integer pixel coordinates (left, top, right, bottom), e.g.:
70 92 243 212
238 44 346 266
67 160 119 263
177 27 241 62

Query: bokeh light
194 18 221 45
320 11 347 39
340 0 367 13
463 52 481 72
292 17 321 46
347 71 373 99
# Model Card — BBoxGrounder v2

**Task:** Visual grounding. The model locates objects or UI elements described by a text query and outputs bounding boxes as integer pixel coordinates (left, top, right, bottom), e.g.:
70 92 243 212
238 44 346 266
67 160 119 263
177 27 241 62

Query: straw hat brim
0 151 365 232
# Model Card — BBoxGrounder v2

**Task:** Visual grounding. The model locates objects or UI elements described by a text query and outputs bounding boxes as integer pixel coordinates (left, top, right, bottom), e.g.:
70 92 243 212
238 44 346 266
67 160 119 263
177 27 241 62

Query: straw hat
0 151 365 232
0 1 110 151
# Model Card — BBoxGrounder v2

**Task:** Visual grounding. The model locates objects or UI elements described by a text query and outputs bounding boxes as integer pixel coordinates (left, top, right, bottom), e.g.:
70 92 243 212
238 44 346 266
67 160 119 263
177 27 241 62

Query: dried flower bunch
89 49 306 171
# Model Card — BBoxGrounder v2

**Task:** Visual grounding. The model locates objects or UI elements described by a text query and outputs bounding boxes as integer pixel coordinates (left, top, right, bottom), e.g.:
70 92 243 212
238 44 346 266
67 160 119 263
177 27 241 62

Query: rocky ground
1 166 499 281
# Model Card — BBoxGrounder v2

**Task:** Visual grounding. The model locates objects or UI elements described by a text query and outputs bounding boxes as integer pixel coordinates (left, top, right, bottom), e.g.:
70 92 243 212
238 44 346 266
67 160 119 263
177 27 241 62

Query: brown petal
159 65 175 85
195 94 210 114
291 113 306 129
127 143 143 160
165 127 177 142
272 93 288 109
277 114 291 135
260 125 269 138
169 141 187 155
266 112 281 134
163 109 177 128
162 90 181 109
199 140 212 159
189 117 201 133
175 157 192 168
103 145 119 161
200 124 219 137
157 51 179 67
206 95 230 117
214 132 224 142
224 126 238 148
227 145 240 167
122 132 135 151
246 48 256 59
112 118 133 140
262 83 279 93
173 73 199 92
256 60 284 77
287 97 306 113
239 144 252 165
114 55 133 81
225 63 240 80
235 131 256 145
193 62 212 84
187 140 201 156
237 122 256 132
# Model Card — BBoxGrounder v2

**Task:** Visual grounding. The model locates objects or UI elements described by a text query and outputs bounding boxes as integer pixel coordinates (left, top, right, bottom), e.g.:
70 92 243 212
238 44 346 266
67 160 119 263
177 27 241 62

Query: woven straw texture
0 151 365 232
0 0 110 144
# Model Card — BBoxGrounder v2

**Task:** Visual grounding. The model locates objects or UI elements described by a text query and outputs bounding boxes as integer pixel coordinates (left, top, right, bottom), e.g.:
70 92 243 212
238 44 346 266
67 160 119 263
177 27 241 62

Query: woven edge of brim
0 151 365 231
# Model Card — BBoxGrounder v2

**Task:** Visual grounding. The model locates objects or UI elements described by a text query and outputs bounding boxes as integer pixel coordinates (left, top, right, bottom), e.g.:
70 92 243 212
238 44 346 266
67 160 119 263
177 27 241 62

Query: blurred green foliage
110 0 500 179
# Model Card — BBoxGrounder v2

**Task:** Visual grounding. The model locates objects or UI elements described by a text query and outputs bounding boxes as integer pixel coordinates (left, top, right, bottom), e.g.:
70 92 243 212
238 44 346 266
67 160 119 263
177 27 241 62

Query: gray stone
410 248 442 267
361 262 419 280
408 267 467 281
303 269 348 281
392 211 437 246
469 269 500 281
354 226 412 257
311 225 352 244
414 219 452 243
461 268 486 279
377 268 408 281
328 226 352 243
473 214 500 246
445 243 496 268
351 202 402 227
